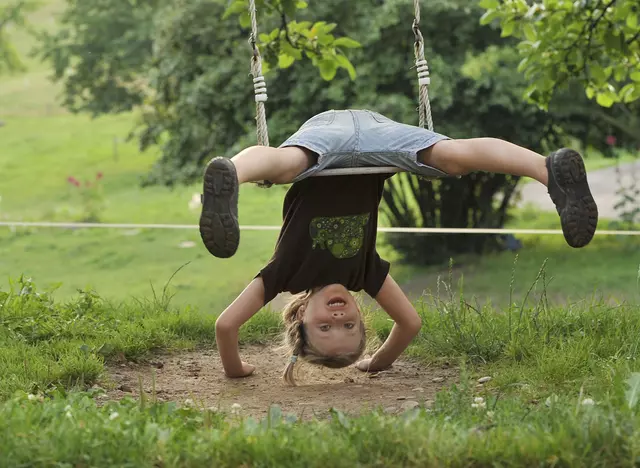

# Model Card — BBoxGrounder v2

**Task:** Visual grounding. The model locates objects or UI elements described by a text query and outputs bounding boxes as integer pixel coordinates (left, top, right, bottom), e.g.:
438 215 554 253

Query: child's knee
270 147 316 183
421 140 471 176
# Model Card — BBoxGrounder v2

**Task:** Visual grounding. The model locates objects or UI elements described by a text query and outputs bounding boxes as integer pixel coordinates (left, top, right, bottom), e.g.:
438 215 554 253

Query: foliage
480 0 640 109
33 0 635 263
2 270 640 465
0 0 40 73
37 0 165 115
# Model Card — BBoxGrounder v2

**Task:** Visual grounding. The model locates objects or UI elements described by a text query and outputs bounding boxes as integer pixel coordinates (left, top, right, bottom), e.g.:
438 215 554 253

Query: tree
37 0 165 115
480 0 640 109
37 0 625 264
0 0 39 73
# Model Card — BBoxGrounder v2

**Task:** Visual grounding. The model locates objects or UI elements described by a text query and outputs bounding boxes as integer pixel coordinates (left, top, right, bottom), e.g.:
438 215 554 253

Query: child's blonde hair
281 289 366 386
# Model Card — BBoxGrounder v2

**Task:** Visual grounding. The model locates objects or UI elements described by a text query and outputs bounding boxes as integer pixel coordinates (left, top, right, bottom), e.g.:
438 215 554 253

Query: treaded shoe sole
548 149 598 248
199 158 240 258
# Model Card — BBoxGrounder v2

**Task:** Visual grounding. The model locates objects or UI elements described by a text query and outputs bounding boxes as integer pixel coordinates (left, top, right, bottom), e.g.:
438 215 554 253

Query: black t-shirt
257 174 392 305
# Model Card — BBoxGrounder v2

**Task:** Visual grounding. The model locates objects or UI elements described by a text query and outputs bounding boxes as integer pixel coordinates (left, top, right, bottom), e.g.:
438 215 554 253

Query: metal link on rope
248 0 272 187
413 0 434 132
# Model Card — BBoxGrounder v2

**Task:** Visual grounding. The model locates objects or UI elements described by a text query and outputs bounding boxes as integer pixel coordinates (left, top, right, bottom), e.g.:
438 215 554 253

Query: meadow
1 1 640 465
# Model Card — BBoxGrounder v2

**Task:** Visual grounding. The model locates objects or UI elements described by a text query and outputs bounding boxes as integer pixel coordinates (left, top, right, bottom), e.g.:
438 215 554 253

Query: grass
2 269 640 466
2 1 640 465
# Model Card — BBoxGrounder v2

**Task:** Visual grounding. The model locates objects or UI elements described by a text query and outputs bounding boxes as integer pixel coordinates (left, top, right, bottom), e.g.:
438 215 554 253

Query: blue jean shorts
279 109 451 183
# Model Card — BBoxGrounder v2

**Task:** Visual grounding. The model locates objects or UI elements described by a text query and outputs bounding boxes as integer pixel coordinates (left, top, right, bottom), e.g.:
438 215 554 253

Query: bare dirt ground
101 345 458 420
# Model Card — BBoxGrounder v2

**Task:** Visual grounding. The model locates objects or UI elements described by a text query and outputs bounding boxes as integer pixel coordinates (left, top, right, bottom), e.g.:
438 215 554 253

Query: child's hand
225 362 256 378
355 358 389 373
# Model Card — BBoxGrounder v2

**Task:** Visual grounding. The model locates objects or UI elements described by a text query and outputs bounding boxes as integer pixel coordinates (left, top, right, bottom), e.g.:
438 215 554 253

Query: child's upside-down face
301 284 363 357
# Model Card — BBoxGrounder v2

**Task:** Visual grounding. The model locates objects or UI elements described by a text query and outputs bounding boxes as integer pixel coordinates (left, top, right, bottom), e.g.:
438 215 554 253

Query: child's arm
215 277 266 378
356 275 422 372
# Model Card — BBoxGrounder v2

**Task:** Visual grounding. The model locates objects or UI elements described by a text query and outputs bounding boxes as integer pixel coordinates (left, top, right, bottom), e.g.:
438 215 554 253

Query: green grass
2 273 640 466
2 2 640 465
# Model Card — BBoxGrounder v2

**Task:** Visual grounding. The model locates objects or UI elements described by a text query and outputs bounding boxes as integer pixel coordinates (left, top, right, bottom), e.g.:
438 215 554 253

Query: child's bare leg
231 145 315 184
419 137 598 248
199 145 315 258
419 138 548 184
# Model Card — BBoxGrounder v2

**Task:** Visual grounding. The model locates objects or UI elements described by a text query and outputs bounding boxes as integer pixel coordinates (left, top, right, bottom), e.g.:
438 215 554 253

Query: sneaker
546 148 598 248
199 157 240 258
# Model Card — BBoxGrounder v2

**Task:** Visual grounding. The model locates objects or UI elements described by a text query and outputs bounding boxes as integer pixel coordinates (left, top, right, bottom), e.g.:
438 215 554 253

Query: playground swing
247 0 434 187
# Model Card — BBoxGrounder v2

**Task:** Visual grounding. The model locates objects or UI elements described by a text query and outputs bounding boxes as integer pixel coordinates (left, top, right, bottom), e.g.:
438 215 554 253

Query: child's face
301 284 362 357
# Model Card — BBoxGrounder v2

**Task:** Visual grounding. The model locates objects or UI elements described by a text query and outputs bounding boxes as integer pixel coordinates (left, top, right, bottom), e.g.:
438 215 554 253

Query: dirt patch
101 345 457 420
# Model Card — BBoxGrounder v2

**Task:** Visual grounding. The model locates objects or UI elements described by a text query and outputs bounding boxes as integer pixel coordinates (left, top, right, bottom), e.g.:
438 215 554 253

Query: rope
248 0 272 188
1 222 639 236
413 0 434 131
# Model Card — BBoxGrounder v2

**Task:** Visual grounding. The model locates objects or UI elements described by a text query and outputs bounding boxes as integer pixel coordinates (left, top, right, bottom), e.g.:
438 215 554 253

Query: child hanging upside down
199 109 598 385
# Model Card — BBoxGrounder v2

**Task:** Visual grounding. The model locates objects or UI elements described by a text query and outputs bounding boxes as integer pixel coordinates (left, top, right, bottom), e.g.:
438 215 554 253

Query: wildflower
109 412 119 420
231 403 242 415
581 398 595 406
67 176 80 187
184 399 195 407
606 135 617 146
471 396 486 409
27 394 37 401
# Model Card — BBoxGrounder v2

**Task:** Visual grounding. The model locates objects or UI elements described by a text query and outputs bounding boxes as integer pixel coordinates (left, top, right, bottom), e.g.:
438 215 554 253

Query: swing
247 0 433 187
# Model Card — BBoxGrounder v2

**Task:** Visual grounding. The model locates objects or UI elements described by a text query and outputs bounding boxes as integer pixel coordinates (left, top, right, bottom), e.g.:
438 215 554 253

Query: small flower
184 398 195 407
96 172 104 180
230 403 242 414
606 135 617 146
109 412 119 420
67 176 80 187
65 411 73 419
581 398 595 406
471 397 486 409
27 394 37 401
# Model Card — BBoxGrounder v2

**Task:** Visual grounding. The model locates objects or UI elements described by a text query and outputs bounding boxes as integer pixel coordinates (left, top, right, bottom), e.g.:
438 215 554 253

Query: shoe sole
550 149 598 248
199 159 239 258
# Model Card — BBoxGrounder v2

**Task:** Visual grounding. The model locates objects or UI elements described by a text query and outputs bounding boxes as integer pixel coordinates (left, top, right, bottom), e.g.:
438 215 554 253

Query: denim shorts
279 109 451 183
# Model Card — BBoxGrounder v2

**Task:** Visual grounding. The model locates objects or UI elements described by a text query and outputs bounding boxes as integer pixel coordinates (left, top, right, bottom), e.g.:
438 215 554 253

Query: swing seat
246 0 433 186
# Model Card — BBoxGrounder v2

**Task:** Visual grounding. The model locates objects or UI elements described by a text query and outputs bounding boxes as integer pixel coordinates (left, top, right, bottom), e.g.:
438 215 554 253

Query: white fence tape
1 221 639 236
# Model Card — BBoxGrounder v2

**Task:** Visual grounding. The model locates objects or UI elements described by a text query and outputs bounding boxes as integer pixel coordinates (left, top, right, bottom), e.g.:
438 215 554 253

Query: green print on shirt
309 214 370 259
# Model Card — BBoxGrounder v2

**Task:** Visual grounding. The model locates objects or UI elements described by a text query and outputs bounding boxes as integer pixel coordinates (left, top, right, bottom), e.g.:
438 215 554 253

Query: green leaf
620 83 636 103
278 53 295 69
333 37 361 49
478 0 499 9
523 23 537 42
222 0 247 20
589 64 607 83
626 372 640 409
501 20 515 37
627 14 638 29
479 10 499 25
630 71 640 82
296 1 308 8
281 41 302 60
318 58 338 81
585 86 595 99
239 11 251 29
595 90 615 107
336 54 357 80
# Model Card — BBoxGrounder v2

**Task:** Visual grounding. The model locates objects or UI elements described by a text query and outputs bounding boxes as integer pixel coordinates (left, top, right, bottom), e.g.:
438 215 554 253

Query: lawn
2 274 640 466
